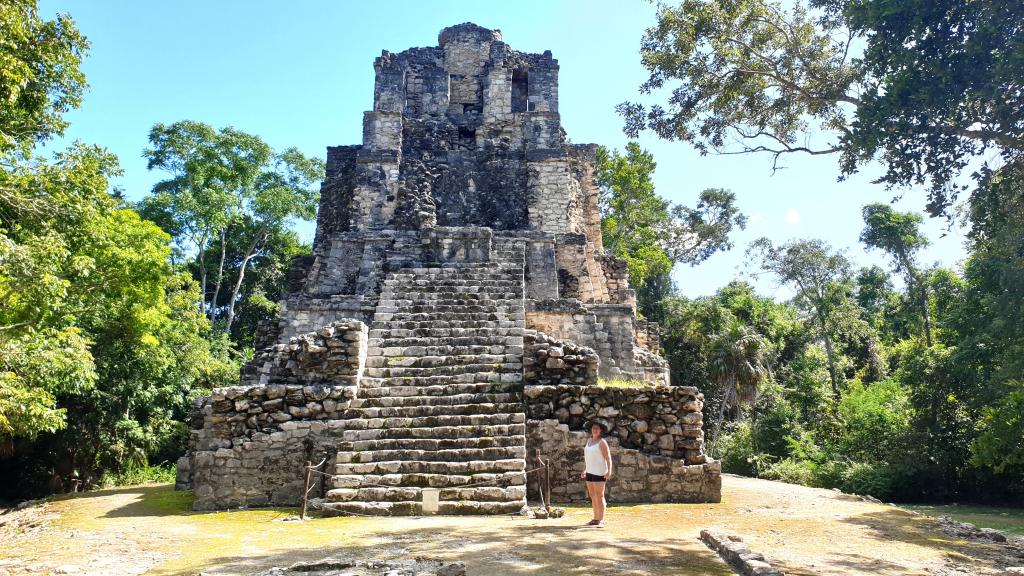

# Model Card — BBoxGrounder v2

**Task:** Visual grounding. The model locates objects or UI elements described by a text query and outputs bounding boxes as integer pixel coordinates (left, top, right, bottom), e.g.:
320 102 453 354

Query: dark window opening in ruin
511 69 529 113
458 126 476 149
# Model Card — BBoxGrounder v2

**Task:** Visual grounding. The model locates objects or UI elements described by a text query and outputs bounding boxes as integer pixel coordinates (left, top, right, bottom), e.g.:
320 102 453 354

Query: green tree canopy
0 0 88 156
595 142 745 317
141 121 324 334
619 0 1024 218
860 203 933 345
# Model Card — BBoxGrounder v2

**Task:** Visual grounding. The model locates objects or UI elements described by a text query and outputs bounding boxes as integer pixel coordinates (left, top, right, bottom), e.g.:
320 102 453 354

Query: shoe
595 521 605 528
586 519 599 525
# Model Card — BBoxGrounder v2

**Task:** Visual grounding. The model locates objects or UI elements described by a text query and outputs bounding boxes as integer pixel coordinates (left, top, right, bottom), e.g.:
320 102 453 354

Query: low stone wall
526 419 721 503
523 330 598 386
523 384 707 464
183 320 369 511
185 385 360 510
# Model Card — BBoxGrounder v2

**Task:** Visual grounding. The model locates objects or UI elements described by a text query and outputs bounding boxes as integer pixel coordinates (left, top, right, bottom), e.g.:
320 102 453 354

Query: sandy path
1 475 1020 575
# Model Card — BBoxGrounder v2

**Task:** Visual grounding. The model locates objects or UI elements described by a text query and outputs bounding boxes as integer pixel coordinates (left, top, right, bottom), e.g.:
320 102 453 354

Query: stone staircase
322 240 530 515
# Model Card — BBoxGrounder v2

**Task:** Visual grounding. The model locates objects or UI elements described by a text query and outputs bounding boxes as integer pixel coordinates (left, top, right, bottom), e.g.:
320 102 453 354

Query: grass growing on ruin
596 378 651 388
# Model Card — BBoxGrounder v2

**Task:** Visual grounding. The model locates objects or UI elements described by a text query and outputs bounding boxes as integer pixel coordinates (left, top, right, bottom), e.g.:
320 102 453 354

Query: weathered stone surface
700 529 784 576
258 557 466 576
527 419 721 504
179 22 712 515
524 385 708 462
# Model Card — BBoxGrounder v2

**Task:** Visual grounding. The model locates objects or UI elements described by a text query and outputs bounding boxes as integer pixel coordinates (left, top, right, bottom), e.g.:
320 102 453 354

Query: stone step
336 445 526 464
368 327 523 339
334 434 525 453
364 412 526 429
319 498 526 517
348 391 520 408
349 402 524 419
364 354 518 369
330 470 525 490
359 374 521 388
377 295 522 305
366 344 520 357
336 423 526 442
367 335 523 348
375 304 521 314
389 264 520 273
382 279 522 287
334 457 526 476
373 320 523 330
326 485 526 504
357 382 520 397
362 364 522 378
378 311 525 321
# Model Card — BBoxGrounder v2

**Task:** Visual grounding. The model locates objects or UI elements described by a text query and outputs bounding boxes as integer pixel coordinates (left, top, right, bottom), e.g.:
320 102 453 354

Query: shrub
714 420 758 476
750 386 804 459
98 463 177 488
763 458 816 486
841 462 896 499
836 379 912 462
812 459 849 489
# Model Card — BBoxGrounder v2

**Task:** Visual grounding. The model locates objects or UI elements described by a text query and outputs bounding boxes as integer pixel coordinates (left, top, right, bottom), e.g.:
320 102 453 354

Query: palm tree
706 319 773 452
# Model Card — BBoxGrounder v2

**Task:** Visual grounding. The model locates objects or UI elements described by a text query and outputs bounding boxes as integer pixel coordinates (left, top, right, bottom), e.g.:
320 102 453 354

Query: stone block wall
523 384 707 464
183 320 369 510
523 330 598 386
184 385 362 510
241 320 368 387
528 157 583 235
526 419 721 504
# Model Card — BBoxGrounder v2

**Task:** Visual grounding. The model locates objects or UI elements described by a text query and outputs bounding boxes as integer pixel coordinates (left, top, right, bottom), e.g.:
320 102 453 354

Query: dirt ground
1 474 1022 576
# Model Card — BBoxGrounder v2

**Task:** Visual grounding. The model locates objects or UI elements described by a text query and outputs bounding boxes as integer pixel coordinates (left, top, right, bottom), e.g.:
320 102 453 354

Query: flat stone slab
258 557 465 576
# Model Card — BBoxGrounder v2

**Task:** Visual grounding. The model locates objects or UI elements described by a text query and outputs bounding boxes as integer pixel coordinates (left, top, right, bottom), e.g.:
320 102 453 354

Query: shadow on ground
147 514 731 576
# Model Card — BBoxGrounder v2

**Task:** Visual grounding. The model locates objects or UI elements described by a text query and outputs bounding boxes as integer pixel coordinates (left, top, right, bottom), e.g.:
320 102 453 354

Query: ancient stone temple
178 23 721 515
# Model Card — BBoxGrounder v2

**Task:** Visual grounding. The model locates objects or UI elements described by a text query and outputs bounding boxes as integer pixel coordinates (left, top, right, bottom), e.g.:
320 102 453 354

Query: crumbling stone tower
180 23 720 515
282 23 667 381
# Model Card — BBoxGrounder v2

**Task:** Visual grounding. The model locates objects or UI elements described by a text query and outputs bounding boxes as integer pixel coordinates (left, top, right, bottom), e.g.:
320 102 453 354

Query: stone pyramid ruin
178 23 721 515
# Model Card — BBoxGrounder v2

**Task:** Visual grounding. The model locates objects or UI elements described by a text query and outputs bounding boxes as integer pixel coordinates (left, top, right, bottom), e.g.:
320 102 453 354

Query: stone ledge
700 529 785 576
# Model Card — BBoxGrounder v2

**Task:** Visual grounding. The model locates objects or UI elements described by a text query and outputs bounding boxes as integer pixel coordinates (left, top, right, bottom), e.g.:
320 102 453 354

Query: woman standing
580 420 612 527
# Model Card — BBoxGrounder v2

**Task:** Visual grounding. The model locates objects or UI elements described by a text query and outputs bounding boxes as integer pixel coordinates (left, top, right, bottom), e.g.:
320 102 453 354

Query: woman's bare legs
585 481 606 525
586 481 598 521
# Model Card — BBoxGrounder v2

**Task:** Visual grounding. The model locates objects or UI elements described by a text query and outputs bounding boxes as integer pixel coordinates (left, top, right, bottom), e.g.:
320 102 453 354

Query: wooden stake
544 458 552 514
301 460 312 520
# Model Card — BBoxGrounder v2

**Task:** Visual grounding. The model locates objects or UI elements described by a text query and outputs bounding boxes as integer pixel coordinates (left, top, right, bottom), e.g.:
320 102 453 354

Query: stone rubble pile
522 330 598 386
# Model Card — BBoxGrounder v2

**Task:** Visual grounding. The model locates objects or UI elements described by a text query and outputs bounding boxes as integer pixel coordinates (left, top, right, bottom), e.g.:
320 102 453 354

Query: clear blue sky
40 0 968 299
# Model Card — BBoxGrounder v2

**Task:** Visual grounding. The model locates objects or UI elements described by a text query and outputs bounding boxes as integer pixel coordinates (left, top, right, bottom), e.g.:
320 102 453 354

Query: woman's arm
600 440 612 479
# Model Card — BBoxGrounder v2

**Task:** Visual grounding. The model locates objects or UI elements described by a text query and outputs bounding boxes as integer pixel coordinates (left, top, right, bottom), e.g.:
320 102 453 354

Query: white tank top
584 440 608 475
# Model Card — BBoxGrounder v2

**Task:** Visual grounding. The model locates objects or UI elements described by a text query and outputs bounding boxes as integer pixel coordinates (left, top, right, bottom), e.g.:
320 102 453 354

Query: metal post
301 460 312 520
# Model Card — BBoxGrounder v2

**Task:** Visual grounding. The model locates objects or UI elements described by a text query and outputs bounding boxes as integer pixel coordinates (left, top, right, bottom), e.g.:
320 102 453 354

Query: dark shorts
585 473 607 483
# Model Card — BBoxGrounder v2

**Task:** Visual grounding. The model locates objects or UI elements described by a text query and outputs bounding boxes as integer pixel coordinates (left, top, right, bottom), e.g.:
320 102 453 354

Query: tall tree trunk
918 282 933 347
224 229 266 334
814 309 841 397
709 377 736 454
208 226 229 325
196 238 208 315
